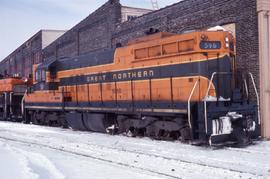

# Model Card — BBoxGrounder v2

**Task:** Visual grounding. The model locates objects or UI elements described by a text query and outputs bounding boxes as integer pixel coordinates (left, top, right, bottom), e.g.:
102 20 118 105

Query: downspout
267 12 270 90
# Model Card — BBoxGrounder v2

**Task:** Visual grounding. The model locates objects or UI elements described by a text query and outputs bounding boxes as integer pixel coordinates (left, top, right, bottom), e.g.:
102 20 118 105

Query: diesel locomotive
0 77 28 121
1 29 260 146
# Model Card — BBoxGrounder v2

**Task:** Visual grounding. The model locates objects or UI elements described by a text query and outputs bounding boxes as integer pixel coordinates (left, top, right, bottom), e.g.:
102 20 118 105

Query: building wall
0 30 65 78
42 30 67 49
42 1 154 60
0 32 42 78
42 0 122 60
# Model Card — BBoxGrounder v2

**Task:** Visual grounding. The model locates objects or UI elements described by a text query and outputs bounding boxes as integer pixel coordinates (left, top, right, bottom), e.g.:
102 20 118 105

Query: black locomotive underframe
24 99 261 144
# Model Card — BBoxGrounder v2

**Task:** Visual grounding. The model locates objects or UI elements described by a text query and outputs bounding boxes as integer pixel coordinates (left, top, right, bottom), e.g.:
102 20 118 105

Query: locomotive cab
24 60 64 126
33 58 59 91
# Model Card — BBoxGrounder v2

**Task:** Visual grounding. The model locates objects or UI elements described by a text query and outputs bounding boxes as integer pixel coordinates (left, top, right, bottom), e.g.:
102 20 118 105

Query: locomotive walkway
0 121 269 179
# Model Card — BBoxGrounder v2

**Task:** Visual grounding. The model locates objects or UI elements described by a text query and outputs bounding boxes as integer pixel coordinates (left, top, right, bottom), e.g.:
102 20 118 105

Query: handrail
248 72 261 125
203 72 232 133
243 79 249 99
4 92 7 119
188 80 199 130
204 72 232 100
203 71 260 134
10 92 13 116
21 89 27 116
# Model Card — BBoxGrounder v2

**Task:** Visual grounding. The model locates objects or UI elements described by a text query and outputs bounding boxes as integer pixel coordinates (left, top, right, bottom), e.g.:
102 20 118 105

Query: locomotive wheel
170 131 180 140
23 111 32 124
31 112 40 125
60 116 69 129
126 127 136 137
180 127 192 142
154 129 175 141
32 118 40 125
146 120 183 140
135 128 146 137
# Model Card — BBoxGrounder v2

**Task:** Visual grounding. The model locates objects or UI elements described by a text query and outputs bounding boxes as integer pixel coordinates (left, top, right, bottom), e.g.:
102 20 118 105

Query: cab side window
35 70 40 81
41 70 46 81
35 69 46 82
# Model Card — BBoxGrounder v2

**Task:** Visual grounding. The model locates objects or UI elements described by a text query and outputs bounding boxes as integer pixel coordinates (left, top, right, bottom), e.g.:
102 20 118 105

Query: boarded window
135 48 148 59
178 39 195 52
162 42 178 55
148 45 161 57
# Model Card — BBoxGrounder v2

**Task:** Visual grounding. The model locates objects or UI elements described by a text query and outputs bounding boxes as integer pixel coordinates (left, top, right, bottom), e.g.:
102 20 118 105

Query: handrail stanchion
188 80 199 130
21 89 28 116
248 72 261 125
203 72 232 133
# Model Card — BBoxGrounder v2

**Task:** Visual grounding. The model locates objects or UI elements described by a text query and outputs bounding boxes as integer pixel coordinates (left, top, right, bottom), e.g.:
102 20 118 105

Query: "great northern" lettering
85 69 155 83
112 70 154 80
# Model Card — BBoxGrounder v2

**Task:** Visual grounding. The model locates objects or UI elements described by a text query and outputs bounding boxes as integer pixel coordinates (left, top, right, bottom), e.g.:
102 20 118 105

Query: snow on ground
0 121 269 179
0 140 156 179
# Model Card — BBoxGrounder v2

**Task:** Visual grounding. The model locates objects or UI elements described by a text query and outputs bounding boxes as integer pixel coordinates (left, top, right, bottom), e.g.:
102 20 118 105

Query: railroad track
72 139 267 178
222 141 270 155
0 136 180 179
0 135 264 178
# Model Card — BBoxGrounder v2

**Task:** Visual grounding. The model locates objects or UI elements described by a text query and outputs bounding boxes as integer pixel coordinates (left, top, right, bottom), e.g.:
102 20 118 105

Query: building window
127 15 137 21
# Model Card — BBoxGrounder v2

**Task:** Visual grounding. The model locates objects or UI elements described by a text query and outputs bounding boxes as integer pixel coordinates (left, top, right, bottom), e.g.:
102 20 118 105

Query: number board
200 41 221 49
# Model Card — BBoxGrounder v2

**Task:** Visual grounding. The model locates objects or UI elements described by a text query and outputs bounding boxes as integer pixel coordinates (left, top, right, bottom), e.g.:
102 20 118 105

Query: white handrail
188 80 199 130
21 89 28 116
248 72 261 125
203 72 232 133
205 72 217 100
4 92 7 119
203 71 260 134
243 79 249 99
204 72 232 99
10 92 13 116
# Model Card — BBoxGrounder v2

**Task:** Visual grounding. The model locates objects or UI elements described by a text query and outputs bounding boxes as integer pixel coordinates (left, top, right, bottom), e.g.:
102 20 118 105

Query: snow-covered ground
0 121 269 179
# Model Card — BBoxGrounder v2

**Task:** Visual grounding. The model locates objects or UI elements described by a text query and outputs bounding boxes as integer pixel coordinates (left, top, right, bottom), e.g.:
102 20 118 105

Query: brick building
42 1 152 60
0 30 66 78
1 0 270 137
